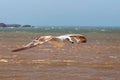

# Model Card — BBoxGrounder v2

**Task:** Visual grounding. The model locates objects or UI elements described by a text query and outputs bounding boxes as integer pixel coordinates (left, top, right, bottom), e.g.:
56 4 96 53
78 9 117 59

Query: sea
0 26 120 80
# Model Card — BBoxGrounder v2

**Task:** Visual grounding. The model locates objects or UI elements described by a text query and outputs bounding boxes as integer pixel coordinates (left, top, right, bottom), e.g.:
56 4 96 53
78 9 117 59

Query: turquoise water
0 27 120 33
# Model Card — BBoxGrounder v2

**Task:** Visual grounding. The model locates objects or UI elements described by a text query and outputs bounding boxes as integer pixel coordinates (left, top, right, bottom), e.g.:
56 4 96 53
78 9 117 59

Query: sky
0 0 120 26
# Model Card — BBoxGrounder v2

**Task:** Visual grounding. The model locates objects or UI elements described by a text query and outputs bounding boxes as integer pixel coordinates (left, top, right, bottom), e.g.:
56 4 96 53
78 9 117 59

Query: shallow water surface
0 28 120 80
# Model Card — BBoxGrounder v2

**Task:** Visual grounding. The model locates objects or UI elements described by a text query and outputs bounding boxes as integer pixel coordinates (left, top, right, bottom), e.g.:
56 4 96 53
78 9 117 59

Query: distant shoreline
0 22 34 28
0 22 120 28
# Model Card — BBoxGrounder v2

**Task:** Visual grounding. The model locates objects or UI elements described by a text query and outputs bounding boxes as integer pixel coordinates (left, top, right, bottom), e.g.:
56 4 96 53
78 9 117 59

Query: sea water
0 26 120 80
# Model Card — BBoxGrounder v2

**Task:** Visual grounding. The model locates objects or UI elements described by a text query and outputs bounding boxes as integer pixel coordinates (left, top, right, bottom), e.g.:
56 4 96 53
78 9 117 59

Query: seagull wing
65 34 87 43
11 46 35 52
11 36 52 52
11 40 40 52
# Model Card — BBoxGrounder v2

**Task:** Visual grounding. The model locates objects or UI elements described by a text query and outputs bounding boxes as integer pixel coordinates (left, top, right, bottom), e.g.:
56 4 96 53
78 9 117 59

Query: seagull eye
66 38 69 41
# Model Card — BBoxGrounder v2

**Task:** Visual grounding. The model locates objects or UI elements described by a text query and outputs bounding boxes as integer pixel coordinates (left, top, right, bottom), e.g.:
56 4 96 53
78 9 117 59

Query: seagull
12 34 87 52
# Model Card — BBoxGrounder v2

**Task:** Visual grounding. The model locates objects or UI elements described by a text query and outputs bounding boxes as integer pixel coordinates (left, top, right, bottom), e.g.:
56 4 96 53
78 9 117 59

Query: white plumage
12 34 87 52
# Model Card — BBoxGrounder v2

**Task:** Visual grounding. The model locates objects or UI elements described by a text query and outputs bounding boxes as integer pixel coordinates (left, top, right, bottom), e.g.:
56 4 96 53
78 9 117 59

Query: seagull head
78 36 87 43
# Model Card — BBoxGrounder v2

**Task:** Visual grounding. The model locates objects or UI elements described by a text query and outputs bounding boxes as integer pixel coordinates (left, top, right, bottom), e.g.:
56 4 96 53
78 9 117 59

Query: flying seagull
12 34 87 52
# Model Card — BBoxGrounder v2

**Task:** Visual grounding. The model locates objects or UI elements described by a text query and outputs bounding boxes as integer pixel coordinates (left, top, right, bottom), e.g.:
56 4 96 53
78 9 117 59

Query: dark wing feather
11 42 39 52
11 36 54 52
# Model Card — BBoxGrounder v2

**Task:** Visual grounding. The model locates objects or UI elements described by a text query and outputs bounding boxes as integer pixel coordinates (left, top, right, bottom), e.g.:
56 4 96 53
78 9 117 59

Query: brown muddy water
0 31 120 80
